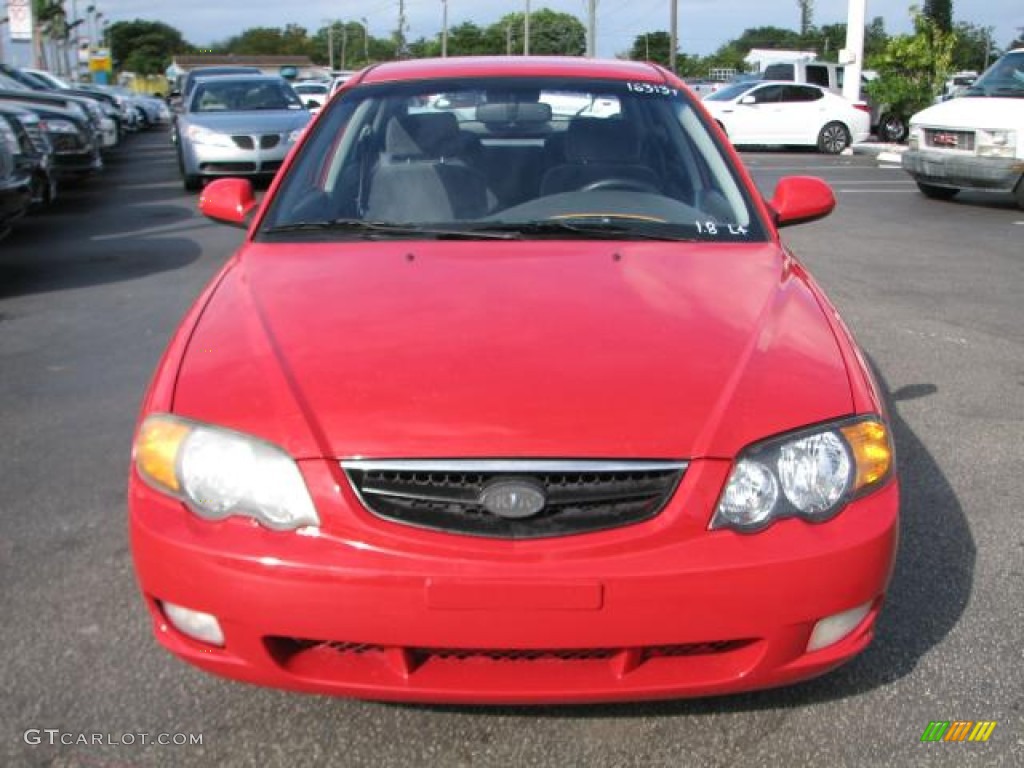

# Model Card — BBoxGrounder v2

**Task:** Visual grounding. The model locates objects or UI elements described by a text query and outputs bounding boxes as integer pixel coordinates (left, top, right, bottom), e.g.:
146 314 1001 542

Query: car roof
192 74 291 85
358 56 667 85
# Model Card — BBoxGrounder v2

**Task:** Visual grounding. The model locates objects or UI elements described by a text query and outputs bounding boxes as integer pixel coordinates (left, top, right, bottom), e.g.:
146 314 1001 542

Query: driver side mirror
199 178 257 229
739 95 756 105
769 176 835 228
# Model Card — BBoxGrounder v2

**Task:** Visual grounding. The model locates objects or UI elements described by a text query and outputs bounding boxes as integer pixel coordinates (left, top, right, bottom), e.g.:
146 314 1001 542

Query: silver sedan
176 75 312 191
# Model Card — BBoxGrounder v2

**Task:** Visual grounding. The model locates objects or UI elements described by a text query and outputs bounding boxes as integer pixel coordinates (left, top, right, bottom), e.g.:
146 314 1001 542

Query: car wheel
916 182 959 201
817 122 850 154
877 113 907 143
183 174 203 192
1014 177 1024 211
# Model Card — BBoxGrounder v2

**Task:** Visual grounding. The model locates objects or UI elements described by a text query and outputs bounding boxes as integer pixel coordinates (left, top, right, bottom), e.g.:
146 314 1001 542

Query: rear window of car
261 76 769 243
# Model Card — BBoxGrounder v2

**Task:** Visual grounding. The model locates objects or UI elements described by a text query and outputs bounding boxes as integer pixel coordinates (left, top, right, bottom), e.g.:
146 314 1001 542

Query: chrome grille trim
341 459 687 473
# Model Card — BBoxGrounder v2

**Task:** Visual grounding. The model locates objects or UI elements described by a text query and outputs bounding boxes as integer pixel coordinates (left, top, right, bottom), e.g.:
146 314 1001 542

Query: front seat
539 119 660 196
365 113 495 222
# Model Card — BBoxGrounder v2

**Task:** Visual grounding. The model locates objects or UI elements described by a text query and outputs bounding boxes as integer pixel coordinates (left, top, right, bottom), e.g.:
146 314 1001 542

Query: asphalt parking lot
1 132 1021 767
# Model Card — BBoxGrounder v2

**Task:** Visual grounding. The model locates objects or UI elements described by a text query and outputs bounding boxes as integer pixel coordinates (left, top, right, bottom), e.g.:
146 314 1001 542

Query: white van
902 49 1024 210
761 59 905 142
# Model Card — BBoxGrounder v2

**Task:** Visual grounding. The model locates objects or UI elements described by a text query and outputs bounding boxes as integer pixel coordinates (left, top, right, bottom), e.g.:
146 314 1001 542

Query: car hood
173 241 854 460
182 109 310 133
910 97 1023 129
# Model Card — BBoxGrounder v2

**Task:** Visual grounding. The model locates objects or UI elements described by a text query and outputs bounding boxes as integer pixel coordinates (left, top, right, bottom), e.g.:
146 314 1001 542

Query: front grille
259 134 280 149
231 135 254 149
199 161 257 173
924 129 975 151
343 459 686 538
260 160 283 173
48 133 86 153
267 637 753 674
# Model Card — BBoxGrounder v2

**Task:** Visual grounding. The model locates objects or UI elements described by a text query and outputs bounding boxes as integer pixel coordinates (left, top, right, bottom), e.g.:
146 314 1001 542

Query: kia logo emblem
479 480 547 519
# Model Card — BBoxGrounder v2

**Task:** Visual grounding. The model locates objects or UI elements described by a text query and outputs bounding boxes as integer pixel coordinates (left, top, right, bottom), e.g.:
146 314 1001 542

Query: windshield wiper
259 219 519 240
467 219 698 241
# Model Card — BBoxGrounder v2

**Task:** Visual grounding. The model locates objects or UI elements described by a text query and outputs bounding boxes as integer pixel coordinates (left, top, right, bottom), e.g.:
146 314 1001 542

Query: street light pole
361 18 369 64
524 0 530 55
441 0 448 57
669 0 677 73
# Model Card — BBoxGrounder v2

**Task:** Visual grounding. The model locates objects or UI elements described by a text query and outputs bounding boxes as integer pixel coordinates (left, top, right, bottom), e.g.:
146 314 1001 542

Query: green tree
108 19 189 75
628 32 673 67
951 22 997 71
217 26 314 57
487 9 586 56
923 0 952 34
867 10 955 117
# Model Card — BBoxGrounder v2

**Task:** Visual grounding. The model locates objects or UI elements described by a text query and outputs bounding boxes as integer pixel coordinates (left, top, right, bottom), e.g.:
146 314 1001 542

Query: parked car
0 65 119 149
0 104 57 208
903 48 1024 209
175 74 311 190
0 137 33 238
703 81 871 153
761 59 906 142
130 56 898 704
0 95 101 180
292 81 330 111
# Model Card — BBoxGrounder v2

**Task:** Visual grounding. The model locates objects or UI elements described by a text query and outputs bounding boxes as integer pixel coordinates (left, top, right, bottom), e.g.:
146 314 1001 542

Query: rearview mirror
199 178 257 229
769 176 835 228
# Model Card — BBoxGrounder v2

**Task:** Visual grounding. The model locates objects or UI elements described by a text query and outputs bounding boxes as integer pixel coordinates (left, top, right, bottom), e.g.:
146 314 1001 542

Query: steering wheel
580 178 660 194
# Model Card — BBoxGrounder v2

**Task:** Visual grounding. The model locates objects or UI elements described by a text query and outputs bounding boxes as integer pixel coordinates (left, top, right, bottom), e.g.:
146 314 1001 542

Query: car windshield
261 76 766 242
704 82 759 102
190 79 304 112
965 52 1024 98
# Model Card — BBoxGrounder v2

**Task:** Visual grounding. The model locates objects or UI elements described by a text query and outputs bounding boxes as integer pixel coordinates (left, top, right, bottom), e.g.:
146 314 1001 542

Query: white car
703 81 871 154
293 81 330 111
903 49 1024 209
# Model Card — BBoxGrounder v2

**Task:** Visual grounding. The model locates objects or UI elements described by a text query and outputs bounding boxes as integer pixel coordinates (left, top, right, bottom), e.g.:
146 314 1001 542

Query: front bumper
130 459 899 704
181 136 293 178
902 148 1024 192
0 173 33 229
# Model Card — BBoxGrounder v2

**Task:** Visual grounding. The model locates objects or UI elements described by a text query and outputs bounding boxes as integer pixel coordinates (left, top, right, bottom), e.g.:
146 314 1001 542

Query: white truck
902 49 1024 209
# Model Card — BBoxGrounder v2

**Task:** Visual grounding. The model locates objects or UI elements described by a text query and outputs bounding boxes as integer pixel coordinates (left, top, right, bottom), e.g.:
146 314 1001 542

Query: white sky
79 1 1024 58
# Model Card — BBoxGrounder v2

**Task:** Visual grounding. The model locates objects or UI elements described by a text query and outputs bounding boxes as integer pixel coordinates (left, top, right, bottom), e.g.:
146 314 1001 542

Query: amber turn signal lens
841 420 893 492
134 416 191 493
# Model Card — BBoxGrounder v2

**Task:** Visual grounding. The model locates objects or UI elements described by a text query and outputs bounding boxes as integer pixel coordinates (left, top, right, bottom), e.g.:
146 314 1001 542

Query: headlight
185 125 234 147
907 125 922 150
285 127 305 144
977 129 1016 158
711 416 893 532
133 414 319 530
40 119 80 135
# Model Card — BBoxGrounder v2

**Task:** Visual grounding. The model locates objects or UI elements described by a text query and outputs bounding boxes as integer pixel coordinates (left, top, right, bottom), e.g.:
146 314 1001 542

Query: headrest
565 119 640 164
475 102 552 125
385 112 461 158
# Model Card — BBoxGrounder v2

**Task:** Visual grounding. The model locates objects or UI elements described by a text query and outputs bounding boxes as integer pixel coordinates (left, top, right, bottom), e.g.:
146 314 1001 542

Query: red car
130 57 898 704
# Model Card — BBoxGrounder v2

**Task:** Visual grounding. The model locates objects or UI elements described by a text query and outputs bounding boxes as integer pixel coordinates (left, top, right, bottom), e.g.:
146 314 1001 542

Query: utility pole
524 0 530 55
441 0 448 57
669 0 677 73
586 0 596 58
327 23 334 71
506 23 512 55
341 24 347 69
397 0 407 56
841 0 865 102
362 18 369 63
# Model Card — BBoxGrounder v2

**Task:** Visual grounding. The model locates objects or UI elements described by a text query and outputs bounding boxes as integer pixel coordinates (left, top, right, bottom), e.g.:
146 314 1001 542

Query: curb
852 142 908 165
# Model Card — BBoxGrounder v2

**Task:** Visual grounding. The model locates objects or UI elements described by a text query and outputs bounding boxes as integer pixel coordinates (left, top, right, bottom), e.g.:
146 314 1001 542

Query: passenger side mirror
199 178 257 229
769 176 835 228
